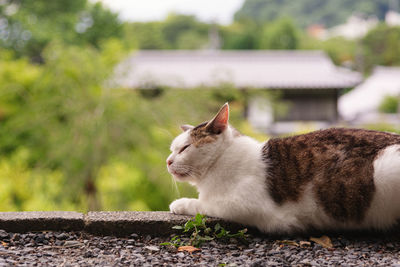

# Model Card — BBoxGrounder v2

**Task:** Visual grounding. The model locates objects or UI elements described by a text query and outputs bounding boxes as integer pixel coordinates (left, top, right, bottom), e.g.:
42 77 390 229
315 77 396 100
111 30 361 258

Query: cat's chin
172 173 190 181
169 170 190 180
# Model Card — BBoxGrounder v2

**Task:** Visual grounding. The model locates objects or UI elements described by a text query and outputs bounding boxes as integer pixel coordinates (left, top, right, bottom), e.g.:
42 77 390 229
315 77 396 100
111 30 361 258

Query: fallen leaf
299 241 311 247
1 241 7 247
177 246 201 253
278 240 299 246
310 235 333 248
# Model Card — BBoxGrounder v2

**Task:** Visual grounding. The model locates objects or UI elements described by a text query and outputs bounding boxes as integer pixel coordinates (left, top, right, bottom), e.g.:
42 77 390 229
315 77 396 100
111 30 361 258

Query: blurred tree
161 13 208 49
220 20 260 49
73 3 123 48
0 0 122 62
235 0 392 28
123 22 167 49
0 40 130 210
123 13 212 50
176 31 208 49
361 24 400 73
259 18 300 49
0 148 75 211
300 35 357 66
379 95 399 114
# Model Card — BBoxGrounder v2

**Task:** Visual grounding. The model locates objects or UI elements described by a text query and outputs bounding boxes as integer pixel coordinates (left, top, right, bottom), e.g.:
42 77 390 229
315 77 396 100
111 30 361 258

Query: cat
167 103 400 233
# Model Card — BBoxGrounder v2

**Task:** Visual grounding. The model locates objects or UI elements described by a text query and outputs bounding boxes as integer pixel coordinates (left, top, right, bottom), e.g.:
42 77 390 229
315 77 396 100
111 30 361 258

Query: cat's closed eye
179 144 191 154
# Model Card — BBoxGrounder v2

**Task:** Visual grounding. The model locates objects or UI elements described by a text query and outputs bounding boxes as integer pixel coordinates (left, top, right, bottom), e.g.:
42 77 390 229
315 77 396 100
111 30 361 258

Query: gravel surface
1 229 400 266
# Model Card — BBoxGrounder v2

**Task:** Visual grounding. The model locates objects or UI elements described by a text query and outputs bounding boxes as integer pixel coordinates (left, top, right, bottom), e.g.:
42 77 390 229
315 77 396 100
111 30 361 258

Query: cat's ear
206 103 229 134
180 124 194 132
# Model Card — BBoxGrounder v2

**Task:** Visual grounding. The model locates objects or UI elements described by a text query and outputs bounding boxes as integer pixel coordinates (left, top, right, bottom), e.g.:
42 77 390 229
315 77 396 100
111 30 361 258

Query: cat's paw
169 198 199 216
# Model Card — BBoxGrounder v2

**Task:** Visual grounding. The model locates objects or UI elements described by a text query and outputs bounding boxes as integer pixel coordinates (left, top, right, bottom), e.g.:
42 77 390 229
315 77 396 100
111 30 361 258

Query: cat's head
167 103 236 184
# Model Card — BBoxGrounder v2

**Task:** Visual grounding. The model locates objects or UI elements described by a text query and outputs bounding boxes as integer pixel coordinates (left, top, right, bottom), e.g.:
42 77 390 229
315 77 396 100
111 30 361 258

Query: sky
97 0 245 25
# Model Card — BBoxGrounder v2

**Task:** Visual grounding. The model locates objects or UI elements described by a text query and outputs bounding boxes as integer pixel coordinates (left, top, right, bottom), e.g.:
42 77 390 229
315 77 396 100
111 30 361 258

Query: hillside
234 0 393 28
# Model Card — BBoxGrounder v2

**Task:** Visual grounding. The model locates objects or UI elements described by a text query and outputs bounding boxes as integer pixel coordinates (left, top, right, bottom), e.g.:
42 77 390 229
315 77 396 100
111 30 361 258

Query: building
325 13 378 40
386 10 400 26
117 50 362 134
339 66 400 125
320 11 400 41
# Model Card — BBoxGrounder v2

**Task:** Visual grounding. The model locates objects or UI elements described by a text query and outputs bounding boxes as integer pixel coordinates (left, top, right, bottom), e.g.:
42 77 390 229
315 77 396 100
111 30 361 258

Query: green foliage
235 0 391 28
379 95 399 114
220 21 260 50
75 3 123 48
162 13 208 49
211 83 243 103
362 24 400 73
300 35 357 66
160 235 186 248
259 18 300 49
97 160 169 211
222 17 301 51
176 31 208 50
123 22 167 50
0 0 122 61
0 56 41 120
0 41 131 210
123 13 209 50
161 214 248 248
0 149 75 211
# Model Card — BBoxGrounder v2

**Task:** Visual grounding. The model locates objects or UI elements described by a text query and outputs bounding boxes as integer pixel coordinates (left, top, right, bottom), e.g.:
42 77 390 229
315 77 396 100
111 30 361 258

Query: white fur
168 127 400 233
364 144 400 229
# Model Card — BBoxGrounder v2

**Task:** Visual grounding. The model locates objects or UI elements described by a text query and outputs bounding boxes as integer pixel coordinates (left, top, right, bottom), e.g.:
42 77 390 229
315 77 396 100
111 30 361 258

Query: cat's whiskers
171 177 180 198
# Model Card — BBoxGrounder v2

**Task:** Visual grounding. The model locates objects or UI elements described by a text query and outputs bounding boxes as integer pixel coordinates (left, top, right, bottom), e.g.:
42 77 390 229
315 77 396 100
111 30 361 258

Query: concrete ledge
85 211 193 236
0 211 247 236
0 211 84 233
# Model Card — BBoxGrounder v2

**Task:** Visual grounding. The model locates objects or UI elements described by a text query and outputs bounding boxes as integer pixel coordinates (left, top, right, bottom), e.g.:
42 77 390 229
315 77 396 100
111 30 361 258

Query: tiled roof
117 50 362 89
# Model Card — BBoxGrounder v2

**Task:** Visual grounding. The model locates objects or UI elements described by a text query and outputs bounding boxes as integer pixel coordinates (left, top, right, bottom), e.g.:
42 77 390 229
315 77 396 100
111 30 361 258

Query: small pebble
144 245 159 252
56 233 68 240
0 230 9 239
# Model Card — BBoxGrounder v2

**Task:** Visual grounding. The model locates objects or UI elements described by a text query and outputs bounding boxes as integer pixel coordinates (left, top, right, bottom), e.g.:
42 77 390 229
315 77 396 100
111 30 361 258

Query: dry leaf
177 246 201 253
278 240 299 246
1 241 7 247
299 241 311 247
310 235 333 248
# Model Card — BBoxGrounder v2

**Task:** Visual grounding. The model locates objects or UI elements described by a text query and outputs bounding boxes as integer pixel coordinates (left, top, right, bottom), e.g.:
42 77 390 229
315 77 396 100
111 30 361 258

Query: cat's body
167 104 400 233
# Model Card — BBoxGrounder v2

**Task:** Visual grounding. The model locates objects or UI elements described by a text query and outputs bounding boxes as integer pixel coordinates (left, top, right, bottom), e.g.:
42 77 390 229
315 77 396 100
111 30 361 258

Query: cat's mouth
167 167 190 179
171 170 190 178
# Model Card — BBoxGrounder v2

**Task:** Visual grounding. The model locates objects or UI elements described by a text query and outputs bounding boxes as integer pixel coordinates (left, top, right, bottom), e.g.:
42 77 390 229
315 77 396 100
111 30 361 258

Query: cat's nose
167 159 173 166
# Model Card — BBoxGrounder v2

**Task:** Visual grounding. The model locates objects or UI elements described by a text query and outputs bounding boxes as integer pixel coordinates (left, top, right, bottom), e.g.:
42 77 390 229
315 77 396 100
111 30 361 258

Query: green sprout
161 213 248 248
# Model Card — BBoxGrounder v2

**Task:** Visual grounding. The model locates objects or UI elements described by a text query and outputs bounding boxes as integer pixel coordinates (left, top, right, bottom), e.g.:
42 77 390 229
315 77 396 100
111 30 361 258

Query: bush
379 95 399 114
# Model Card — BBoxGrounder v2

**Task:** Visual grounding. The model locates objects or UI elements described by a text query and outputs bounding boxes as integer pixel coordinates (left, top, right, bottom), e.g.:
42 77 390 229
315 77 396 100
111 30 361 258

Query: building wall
247 89 340 133
276 89 339 122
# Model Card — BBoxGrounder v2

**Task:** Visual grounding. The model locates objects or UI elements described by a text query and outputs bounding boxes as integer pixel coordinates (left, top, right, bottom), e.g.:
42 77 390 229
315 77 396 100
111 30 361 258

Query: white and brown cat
167 103 400 233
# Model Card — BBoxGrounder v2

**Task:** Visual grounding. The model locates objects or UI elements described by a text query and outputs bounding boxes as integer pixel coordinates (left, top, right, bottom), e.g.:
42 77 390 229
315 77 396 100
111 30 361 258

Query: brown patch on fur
190 122 241 146
190 122 218 146
262 128 400 223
